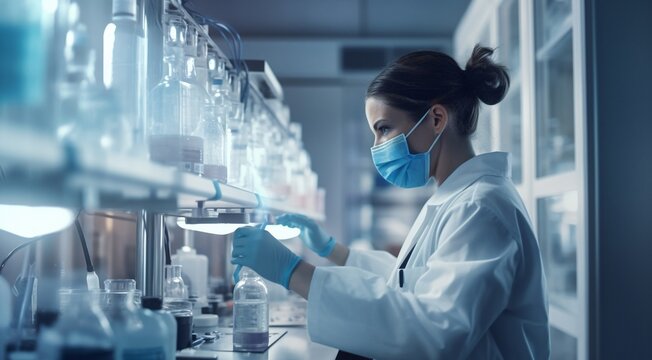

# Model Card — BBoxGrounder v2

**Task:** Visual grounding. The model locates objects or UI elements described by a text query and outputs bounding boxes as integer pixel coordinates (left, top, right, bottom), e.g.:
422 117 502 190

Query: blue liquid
0 23 45 104
232 331 269 352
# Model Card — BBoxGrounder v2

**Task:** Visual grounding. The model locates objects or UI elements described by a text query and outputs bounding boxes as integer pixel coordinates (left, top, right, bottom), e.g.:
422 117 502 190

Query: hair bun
464 45 510 105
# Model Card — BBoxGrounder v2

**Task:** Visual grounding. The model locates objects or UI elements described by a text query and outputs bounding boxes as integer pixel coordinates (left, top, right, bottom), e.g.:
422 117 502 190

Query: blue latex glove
276 214 336 257
231 226 301 289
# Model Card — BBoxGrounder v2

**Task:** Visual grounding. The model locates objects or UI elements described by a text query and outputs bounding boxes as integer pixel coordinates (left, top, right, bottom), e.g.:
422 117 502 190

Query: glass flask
233 267 269 352
148 15 204 175
103 287 168 360
37 289 115 360
164 264 187 300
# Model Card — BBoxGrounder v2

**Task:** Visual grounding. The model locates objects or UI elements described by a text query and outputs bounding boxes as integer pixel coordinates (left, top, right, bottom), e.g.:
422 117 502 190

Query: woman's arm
325 242 350 266
289 260 315 299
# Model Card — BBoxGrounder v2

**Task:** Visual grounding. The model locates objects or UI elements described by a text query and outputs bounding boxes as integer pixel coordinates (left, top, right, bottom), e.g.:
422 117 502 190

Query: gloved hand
231 226 301 289
276 214 336 257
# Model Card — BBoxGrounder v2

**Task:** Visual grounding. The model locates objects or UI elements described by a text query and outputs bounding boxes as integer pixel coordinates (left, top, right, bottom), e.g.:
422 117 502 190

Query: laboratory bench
179 326 339 360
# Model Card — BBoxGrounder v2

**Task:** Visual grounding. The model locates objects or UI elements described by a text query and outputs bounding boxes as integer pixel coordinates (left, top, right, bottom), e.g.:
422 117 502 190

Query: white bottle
233 267 269 352
142 297 177 360
103 283 167 360
0 276 11 360
172 244 208 304
103 0 147 151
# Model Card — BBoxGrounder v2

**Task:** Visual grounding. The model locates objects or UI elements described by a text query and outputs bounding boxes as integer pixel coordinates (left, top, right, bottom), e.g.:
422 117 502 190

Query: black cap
142 296 163 310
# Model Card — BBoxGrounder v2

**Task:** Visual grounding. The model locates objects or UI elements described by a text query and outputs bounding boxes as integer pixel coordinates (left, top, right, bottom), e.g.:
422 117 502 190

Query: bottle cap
113 0 137 17
142 296 163 310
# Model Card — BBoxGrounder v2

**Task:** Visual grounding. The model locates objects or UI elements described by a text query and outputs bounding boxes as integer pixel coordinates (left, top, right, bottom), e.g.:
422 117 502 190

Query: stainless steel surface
136 211 165 297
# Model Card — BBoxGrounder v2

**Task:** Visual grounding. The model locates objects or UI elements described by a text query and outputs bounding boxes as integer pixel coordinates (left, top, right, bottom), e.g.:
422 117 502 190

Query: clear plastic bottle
103 283 167 360
102 0 147 153
227 71 253 189
164 264 187 300
37 290 115 360
142 297 177 360
233 267 269 352
148 15 204 174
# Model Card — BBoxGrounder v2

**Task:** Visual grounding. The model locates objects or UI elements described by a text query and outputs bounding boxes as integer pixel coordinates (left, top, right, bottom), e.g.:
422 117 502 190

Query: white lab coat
306 152 550 359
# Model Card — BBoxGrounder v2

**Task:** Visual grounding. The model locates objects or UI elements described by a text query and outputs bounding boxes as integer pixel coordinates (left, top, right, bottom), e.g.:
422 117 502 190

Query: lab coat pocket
397 266 428 292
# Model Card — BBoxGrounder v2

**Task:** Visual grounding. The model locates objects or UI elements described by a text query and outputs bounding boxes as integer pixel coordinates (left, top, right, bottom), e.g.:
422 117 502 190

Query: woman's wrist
326 243 350 266
289 260 316 299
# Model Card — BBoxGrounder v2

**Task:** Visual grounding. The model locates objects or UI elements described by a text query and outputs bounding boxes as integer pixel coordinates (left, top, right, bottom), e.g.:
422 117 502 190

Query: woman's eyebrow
372 118 389 130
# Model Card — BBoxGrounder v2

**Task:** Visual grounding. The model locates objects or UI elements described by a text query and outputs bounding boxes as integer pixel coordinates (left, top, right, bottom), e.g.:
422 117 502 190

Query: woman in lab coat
231 45 550 359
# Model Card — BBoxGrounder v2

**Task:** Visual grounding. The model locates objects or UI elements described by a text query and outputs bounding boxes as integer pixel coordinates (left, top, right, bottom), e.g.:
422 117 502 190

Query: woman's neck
432 136 475 186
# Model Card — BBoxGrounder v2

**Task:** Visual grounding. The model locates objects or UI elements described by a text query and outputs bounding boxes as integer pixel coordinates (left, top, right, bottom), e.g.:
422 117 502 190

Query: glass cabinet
455 0 587 358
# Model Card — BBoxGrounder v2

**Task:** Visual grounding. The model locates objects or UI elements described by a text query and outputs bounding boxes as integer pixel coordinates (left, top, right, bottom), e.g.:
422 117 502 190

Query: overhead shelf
0 123 324 221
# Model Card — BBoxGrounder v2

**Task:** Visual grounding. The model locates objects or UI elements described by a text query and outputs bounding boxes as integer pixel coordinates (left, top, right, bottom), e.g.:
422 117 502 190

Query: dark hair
366 45 510 137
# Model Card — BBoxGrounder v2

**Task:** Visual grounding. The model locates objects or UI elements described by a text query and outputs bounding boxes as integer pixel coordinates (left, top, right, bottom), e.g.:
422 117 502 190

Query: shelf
174 2 295 141
0 123 324 220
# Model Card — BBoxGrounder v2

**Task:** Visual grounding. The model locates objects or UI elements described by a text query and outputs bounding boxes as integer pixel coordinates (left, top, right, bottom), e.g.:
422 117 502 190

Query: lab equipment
148 15 204 175
142 297 177 360
37 290 115 360
201 51 229 182
57 4 131 154
172 245 208 303
370 107 444 189
163 299 193 351
303 152 549 359
164 264 187 300
276 213 336 257
103 286 168 360
193 314 219 335
231 227 301 289
102 0 147 151
103 279 141 305
232 267 269 352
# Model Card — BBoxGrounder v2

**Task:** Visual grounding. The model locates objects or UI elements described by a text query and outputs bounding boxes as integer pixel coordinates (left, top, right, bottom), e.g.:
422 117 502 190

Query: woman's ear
430 104 448 133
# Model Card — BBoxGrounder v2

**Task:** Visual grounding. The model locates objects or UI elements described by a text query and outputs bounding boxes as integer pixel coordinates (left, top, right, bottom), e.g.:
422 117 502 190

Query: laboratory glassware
233 267 269 352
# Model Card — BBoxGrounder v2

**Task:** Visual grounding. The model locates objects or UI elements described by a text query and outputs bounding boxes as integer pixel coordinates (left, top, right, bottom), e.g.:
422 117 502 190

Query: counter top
180 326 339 360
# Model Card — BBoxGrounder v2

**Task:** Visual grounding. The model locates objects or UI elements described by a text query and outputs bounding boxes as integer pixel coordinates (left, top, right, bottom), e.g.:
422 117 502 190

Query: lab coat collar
426 152 511 206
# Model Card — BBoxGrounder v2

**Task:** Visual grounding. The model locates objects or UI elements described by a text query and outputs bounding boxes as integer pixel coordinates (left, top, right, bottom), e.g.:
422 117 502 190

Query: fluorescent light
176 218 300 240
0 205 75 238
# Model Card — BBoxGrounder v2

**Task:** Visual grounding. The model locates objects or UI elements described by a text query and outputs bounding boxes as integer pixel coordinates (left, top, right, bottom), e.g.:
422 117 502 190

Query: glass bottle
200 52 228 182
148 15 203 175
37 290 115 360
164 264 187 300
227 71 253 189
57 6 131 155
103 279 141 306
162 299 193 351
233 267 269 352
102 0 147 154
103 286 168 360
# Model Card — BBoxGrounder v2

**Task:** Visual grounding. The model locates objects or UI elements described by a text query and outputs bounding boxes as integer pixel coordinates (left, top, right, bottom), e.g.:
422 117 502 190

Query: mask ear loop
405 108 432 138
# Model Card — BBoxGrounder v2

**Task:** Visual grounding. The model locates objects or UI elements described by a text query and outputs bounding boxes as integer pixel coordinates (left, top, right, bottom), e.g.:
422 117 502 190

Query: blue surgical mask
370 108 444 188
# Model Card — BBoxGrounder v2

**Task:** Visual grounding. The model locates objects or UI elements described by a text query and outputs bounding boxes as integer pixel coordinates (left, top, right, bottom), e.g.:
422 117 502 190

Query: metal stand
136 210 165 297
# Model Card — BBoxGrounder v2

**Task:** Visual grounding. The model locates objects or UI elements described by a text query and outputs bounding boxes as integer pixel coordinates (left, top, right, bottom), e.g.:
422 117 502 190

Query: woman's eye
379 126 391 136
